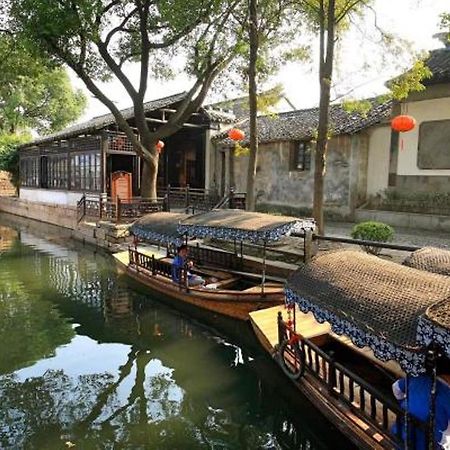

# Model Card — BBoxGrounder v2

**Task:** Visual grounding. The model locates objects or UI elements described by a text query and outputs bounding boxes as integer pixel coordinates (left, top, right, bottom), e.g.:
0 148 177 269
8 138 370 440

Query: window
418 120 450 169
20 157 39 187
291 141 312 171
47 154 68 189
70 152 101 192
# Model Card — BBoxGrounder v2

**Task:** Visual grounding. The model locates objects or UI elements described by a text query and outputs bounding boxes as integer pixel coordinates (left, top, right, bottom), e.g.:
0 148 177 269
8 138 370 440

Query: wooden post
185 184 190 212
184 265 189 292
167 184 171 211
151 254 155 275
304 229 313 263
277 311 284 345
116 197 121 224
328 350 336 394
427 346 438 450
229 187 235 208
82 194 86 219
99 194 103 220
261 240 267 296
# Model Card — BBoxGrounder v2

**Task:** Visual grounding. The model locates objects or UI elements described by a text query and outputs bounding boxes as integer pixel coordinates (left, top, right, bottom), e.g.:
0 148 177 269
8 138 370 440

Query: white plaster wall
20 188 84 206
397 97 450 176
366 125 391 196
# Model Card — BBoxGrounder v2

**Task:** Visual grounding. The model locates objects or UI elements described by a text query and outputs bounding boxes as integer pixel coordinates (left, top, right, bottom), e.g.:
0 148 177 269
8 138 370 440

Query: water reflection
0 214 352 449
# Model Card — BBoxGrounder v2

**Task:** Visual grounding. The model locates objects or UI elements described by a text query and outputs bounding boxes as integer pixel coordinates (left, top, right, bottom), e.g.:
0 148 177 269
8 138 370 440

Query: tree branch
104 7 138 47
97 41 138 99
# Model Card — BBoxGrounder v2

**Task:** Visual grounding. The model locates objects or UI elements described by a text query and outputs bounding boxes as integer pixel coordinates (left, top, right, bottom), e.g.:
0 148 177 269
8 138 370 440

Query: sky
71 0 449 123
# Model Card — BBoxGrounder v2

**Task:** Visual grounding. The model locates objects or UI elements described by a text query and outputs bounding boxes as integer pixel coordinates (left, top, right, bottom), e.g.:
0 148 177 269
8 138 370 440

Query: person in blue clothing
392 374 432 450
171 244 205 287
435 375 450 449
392 373 450 449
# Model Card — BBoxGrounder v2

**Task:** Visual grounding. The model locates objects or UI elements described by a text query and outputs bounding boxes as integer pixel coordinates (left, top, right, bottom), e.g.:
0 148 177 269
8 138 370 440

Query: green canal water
0 214 354 449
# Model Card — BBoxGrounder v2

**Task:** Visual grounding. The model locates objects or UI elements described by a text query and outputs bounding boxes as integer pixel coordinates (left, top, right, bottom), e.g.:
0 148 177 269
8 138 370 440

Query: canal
0 213 354 449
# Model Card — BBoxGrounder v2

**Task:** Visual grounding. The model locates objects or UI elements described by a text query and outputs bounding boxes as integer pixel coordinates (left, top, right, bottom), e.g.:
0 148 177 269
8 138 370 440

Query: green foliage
351 221 394 255
0 35 86 134
0 133 30 187
234 142 250 156
341 99 373 117
440 12 450 42
388 59 432 101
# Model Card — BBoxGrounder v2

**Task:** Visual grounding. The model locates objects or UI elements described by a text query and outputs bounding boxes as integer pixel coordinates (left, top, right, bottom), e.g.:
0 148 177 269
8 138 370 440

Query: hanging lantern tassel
155 140 165 153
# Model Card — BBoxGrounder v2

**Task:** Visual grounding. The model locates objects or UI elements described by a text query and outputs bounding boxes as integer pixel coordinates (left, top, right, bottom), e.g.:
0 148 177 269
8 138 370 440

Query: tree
301 1 430 233
243 0 304 211
0 35 87 134
298 0 371 233
8 0 246 199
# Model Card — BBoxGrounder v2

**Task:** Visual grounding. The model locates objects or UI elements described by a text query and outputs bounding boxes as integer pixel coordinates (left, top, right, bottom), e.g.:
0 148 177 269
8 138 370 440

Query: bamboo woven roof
130 212 189 245
178 209 315 243
286 250 450 373
403 246 450 276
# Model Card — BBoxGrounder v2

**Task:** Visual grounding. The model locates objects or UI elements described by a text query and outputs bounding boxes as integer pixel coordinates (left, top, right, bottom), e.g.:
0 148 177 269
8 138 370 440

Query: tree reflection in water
0 215 352 450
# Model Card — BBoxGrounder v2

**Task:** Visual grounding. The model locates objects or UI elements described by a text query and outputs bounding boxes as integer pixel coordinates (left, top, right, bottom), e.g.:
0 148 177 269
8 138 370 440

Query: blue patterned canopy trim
129 225 184 246
177 218 315 243
285 288 426 376
130 212 189 246
417 316 450 360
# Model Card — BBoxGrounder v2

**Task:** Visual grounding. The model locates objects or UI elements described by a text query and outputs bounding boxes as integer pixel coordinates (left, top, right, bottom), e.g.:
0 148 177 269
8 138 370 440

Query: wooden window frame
290 141 312 172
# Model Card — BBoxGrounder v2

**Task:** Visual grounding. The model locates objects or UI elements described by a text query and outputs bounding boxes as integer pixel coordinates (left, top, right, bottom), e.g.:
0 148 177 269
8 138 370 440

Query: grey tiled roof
215 97 393 145
24 91 235 147
25 92 188 146
425 48 450 85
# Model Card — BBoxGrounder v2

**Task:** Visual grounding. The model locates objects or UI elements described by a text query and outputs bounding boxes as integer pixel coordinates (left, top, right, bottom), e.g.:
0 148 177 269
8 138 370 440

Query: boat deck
249 305 403 377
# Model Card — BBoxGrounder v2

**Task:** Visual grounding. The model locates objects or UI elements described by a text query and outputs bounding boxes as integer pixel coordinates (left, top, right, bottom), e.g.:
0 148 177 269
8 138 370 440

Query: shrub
0 133 30 188
351 221 395 255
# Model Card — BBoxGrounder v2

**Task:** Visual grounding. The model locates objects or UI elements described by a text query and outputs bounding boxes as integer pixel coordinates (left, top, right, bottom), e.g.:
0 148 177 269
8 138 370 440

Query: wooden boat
114 210 315 321
250 250 450 449
403 246 450 276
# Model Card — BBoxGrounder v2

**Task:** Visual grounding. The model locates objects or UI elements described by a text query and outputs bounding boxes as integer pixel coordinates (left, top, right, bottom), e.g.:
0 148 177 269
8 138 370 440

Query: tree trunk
140 155 158 200
313 0 336 234
246 0 259 211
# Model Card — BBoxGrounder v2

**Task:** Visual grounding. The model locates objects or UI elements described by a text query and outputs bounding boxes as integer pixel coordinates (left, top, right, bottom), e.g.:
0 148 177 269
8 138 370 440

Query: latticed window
20 157 40 187
70 152 101 192
291 141 312 171
47 154 69 189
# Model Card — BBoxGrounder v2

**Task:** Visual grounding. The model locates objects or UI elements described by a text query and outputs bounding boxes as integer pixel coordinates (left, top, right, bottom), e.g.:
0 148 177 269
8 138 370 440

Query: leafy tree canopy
0 34 87 134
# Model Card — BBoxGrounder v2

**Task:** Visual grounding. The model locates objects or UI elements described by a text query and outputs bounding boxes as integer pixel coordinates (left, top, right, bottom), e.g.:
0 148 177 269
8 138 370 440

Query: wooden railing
158 185 220 213
158 185 246 213
277 315 431 448
129 248 173 279
185 243 243 270
214 189 247 210
77 194 166 223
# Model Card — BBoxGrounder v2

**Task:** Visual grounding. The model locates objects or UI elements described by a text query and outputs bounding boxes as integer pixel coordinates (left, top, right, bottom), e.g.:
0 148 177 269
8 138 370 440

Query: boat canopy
417 299 450 361
130 212 189 246
403 246 450 276
177 209 315 243
285 250 450 375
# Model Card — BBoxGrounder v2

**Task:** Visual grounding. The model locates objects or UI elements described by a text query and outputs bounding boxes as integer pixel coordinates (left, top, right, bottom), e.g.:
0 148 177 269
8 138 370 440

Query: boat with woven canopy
250 250 450 449
114 210 315 320
403 246 450 276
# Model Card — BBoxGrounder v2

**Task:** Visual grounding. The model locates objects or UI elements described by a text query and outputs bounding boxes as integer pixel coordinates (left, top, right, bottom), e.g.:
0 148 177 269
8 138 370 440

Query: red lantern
155 140 165 153
391 115 416 133
228 128 245 141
